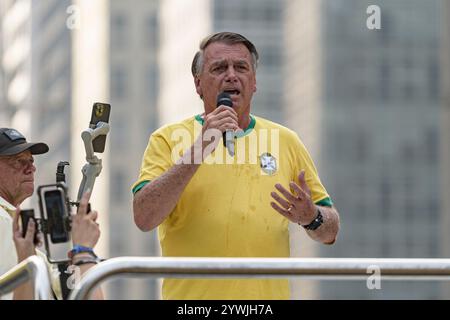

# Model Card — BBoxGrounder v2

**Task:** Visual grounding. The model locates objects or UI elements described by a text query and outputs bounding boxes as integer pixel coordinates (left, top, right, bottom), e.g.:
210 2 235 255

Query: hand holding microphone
196 92 238 160
216 92 236 156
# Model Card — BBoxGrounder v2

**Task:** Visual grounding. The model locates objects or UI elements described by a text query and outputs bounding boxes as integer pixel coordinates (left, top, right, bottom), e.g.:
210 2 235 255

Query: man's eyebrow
209 60 227 67
14 155 34 160
234 60 250 66
209 59 250 68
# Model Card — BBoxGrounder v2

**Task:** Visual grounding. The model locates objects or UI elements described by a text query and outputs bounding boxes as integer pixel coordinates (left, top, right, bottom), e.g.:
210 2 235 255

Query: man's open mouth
223 89 240 96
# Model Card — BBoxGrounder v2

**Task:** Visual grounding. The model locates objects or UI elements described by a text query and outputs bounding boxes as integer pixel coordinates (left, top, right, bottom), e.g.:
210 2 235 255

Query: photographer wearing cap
0 128 103 300
0 128 48 299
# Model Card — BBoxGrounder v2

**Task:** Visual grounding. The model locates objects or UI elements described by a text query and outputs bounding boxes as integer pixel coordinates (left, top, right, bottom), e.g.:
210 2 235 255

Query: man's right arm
133 158 200 231
133 106 239 232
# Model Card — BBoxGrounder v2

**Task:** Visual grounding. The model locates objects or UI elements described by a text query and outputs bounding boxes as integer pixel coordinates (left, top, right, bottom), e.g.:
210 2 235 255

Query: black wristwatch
301 208 324 231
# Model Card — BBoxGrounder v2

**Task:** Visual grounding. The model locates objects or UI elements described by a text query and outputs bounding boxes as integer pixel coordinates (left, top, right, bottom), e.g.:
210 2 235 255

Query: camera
38 183 71 244
19 180 74 263
19 175 76 263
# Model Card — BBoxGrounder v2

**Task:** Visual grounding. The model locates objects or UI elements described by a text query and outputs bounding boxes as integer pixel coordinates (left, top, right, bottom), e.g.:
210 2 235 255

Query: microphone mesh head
216 92 233 108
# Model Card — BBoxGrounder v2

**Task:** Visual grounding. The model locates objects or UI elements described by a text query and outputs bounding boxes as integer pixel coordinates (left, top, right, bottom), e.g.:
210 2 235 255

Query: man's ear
194 77 203 97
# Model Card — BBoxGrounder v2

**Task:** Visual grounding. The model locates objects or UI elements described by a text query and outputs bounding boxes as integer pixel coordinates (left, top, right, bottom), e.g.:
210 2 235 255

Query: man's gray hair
191 32 259 77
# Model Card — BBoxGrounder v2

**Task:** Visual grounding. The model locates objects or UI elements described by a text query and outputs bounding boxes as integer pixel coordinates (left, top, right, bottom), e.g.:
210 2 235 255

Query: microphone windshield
216 92 233 108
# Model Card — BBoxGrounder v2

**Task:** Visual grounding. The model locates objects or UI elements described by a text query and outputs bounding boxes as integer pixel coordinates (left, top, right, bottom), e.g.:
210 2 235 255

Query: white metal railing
69 257 450 300
0 255 52 300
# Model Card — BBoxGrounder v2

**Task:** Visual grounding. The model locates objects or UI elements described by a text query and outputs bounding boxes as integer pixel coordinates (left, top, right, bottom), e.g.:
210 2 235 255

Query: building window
239 4 250 21
145 67 159 100
261 47 279 68
428 59 439 100
380 62 390 101
112 118 128 147
264 3 281 22
111 67 127 100
144 14 159 49
424 127 439 164
380 174 391 222
112 171 125 202
111 14 128 49
403 83 415 101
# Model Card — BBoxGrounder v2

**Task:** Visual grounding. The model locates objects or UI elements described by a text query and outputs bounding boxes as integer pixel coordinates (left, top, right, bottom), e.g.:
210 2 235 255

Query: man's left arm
270 170 340 245
304 205 340 245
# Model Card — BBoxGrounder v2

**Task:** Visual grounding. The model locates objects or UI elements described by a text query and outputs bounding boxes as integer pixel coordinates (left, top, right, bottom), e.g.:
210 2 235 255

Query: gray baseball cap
0 128 49 156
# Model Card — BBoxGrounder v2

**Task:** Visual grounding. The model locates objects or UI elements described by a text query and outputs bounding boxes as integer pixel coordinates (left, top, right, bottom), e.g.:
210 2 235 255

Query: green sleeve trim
132 180 151 195
315 197 333 207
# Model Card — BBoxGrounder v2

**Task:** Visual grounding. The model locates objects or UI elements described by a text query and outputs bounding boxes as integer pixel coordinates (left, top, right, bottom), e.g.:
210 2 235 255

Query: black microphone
216 92 235 156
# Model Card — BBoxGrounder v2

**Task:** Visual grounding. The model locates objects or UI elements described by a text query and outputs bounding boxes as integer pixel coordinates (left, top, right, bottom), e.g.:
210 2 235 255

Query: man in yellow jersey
132 32 340 300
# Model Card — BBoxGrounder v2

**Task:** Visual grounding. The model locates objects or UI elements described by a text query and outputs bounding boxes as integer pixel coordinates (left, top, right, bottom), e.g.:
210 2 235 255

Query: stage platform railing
68 257 450 300
0 255 52 300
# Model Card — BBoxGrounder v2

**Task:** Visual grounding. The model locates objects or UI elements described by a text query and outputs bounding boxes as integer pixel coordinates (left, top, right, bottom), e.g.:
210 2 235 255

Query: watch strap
301 208 324 231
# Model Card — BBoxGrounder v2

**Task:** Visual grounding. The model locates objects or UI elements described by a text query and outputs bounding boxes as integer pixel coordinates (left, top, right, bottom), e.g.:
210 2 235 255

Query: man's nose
25 162 36 174
224 66 237 82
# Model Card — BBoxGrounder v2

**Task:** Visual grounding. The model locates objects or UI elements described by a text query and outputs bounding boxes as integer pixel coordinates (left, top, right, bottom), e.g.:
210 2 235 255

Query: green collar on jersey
194 114 256 138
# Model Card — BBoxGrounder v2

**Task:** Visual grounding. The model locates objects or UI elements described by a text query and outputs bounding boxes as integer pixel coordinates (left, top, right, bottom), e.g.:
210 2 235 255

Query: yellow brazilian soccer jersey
132 114 332 300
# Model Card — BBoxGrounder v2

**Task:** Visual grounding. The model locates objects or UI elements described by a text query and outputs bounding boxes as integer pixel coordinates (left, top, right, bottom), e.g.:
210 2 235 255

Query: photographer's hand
71 192 100 248
70 192 104 300
12 208 36 300
12 208 36 262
